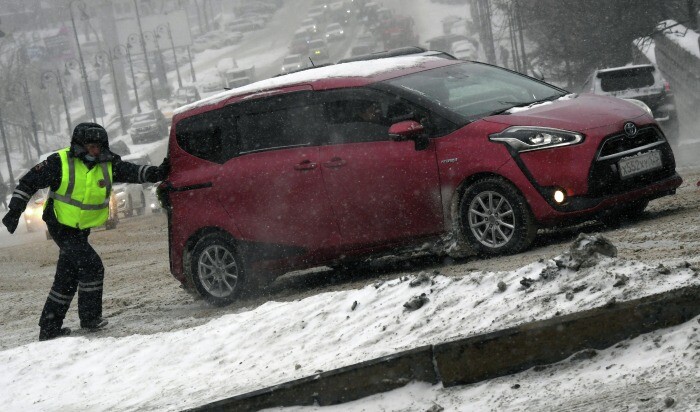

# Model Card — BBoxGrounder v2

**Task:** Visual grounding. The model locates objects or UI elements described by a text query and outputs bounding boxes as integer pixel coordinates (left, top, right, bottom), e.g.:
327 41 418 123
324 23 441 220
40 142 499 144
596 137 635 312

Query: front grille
597 126 663 159
588 126 676 197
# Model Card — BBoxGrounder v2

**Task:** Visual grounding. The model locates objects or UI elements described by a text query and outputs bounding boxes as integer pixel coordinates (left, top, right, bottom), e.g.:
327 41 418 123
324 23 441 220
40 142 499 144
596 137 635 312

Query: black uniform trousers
39 221 104 332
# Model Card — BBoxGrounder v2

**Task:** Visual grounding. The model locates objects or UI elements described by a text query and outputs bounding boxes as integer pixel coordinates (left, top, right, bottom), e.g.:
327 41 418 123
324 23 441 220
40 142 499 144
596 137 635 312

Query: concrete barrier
187 285 700 411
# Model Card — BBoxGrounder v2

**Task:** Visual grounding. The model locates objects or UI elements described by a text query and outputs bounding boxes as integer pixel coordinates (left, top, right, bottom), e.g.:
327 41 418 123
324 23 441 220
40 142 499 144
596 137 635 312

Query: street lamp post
40 69 72 134
157 22 182 89
143 30 167 94
0 23 14 187
9 79 41 160
132 0 158 109
187 45 196 82
115 43 141 114
0 105 15 188
68 0 97 123
95 50 127 135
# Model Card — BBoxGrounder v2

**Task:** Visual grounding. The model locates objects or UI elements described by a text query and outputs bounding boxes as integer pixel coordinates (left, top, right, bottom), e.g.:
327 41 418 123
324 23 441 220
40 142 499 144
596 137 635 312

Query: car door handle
322 158 346 168
294 160 317 171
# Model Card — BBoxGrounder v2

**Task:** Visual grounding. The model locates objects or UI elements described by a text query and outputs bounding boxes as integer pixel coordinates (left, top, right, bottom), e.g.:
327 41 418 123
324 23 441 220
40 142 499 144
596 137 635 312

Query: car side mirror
389 120 429 151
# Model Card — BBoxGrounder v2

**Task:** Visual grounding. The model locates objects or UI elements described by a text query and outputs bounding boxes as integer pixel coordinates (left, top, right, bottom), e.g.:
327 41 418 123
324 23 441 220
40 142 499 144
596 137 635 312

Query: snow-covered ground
2 1 700 411
1 228 699 411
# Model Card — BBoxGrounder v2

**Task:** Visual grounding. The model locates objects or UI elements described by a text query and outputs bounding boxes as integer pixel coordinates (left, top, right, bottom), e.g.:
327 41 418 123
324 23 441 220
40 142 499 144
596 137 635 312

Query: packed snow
1 233 698 411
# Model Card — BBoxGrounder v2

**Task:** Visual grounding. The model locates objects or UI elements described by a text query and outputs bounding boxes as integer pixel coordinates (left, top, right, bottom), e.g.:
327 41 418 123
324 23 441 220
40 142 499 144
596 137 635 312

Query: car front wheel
188 234 246 306
459 177 537 256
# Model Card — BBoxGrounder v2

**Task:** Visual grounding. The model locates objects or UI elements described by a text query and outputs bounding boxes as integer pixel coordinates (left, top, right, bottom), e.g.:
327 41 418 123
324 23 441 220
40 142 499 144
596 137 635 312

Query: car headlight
489 126 584 152
623 98 653 117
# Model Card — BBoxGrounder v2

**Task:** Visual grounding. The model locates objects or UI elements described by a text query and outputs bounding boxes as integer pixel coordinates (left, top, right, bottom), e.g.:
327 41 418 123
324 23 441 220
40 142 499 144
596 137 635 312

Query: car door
214 92 342 256
317 89 444 249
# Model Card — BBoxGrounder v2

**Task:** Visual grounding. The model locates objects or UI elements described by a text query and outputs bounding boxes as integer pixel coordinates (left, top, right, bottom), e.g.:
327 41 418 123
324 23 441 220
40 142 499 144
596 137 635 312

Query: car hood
482 93 647 132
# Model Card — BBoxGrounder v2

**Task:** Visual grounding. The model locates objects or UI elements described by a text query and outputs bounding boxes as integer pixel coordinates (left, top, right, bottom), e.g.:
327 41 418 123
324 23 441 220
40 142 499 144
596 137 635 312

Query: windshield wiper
487 94 567 116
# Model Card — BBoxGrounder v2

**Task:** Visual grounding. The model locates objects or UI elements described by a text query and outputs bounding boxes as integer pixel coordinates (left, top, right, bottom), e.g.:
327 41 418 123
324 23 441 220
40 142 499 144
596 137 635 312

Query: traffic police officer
1 123 168 341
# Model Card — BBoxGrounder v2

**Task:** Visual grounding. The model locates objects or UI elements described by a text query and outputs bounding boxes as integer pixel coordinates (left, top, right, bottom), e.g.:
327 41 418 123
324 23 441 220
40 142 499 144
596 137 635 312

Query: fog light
553 189 566 204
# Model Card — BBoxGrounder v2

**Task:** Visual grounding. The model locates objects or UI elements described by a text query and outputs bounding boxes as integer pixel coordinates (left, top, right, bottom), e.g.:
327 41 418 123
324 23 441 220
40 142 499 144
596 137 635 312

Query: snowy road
1 164 699 352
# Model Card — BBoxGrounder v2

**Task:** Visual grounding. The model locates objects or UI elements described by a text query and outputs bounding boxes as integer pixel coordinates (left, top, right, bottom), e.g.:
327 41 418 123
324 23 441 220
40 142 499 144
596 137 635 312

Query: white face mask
85 154 96 162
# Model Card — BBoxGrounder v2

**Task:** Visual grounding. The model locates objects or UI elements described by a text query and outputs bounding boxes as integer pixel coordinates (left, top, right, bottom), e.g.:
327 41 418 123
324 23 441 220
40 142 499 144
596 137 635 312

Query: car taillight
664 81 671 92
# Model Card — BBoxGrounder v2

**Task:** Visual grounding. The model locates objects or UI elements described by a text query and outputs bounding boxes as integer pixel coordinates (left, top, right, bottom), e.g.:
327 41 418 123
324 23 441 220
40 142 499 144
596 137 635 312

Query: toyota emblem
624 122 638 138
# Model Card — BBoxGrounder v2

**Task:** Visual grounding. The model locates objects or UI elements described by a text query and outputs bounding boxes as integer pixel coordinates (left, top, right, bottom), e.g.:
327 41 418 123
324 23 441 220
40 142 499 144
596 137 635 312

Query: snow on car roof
174 55 450 116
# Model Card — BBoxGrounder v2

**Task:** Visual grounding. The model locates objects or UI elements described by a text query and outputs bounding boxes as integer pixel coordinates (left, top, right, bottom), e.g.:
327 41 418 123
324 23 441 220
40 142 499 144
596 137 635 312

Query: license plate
618 150 662 179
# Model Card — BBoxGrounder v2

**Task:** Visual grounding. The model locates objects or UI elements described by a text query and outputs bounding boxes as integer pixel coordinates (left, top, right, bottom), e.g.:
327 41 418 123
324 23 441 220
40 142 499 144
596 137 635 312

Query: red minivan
162 54 682 304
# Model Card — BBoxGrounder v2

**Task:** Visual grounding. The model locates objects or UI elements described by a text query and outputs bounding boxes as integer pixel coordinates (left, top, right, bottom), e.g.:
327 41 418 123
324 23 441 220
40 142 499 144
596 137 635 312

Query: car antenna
309 57 316 67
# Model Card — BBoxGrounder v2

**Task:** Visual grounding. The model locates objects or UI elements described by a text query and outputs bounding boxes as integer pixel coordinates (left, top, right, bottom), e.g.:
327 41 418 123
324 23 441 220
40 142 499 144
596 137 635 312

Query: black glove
156 157 170 181
2 209 22 234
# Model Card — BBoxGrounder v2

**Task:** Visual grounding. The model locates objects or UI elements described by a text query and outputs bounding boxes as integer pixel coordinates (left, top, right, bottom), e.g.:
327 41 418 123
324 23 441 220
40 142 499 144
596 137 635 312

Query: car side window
174 107 238 164
237 92 325 154
323 98 391 145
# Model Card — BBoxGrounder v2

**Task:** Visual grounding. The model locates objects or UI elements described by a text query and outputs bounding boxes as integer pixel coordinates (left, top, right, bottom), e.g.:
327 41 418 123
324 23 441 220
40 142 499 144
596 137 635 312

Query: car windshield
283 55 301 64
133 113 156 122
384 62 566 121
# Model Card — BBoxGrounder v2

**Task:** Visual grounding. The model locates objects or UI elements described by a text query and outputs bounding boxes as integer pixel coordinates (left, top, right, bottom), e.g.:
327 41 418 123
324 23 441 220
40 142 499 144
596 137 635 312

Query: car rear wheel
459 177 537 256
188 234 246 306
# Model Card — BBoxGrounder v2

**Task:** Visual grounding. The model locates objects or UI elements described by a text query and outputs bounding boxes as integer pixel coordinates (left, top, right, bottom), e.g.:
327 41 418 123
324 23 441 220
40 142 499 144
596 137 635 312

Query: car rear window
175 109 237 163
598 67 655 92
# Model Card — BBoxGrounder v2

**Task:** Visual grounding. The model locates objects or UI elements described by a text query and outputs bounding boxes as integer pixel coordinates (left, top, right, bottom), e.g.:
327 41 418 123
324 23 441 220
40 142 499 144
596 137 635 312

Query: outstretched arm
113 157 169 184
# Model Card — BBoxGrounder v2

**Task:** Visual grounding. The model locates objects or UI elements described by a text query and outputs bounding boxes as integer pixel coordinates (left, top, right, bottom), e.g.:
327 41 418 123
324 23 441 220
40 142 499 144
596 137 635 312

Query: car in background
29 188 118 238
307 5 327 22
149 185 163 214
583 64 678 142
200 79 224 95
300 18 319 34
281 54 306 74
350 43 374 57
290 28 312 54
113 153 152 218
24 189 48 233
451 40 478 60
307 38 331 65
130 111 169 144
324 22 345 41
114 183 147 218
173 86 201 106
225 18 263 33
164 53 682 306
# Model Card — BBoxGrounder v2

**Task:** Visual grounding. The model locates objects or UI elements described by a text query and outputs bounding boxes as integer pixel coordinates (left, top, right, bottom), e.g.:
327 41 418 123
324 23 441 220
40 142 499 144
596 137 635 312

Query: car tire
600 200 648 228
459 177 537 256
188 234 247 306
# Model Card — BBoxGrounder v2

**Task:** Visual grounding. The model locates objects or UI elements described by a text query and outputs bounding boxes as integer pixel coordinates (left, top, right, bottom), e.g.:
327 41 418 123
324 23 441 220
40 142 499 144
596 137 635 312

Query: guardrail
653 24 700 147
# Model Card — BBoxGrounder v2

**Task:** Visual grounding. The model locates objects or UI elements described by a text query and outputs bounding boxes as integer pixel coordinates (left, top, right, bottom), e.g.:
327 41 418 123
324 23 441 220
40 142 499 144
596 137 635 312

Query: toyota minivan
161 53 682 305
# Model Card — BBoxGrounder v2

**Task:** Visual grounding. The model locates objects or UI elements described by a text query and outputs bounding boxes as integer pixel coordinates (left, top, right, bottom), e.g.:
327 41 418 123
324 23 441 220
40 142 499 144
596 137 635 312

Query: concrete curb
187 285 700 411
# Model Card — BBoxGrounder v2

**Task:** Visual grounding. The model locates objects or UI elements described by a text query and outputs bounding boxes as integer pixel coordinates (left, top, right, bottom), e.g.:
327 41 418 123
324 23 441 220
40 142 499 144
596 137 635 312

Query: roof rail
336 46 457 64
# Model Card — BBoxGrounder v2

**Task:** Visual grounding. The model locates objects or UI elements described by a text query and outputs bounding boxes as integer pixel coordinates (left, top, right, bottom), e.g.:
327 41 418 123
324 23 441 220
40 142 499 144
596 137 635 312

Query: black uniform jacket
8 152 161 228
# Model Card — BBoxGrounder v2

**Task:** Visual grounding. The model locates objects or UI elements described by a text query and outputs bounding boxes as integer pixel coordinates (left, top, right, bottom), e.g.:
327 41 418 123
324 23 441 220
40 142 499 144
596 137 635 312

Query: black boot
80 318 108 330
39 327 71 341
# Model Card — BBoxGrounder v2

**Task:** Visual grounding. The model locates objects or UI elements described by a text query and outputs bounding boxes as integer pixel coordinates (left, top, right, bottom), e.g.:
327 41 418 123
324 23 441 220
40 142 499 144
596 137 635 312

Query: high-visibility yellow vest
48 147 113 229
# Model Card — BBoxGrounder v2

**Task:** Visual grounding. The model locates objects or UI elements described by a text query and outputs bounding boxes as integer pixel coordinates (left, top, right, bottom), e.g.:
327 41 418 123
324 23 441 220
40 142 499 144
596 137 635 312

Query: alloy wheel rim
468 190 515 248
198 245 239 298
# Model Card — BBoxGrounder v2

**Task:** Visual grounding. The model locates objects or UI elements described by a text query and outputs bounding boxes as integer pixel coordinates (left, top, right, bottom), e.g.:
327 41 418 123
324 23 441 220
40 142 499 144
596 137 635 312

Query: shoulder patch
33 160 48 172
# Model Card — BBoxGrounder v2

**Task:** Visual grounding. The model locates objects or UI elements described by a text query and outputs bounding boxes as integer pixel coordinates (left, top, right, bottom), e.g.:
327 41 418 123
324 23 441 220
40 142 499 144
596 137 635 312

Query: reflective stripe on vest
48 148 113 229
